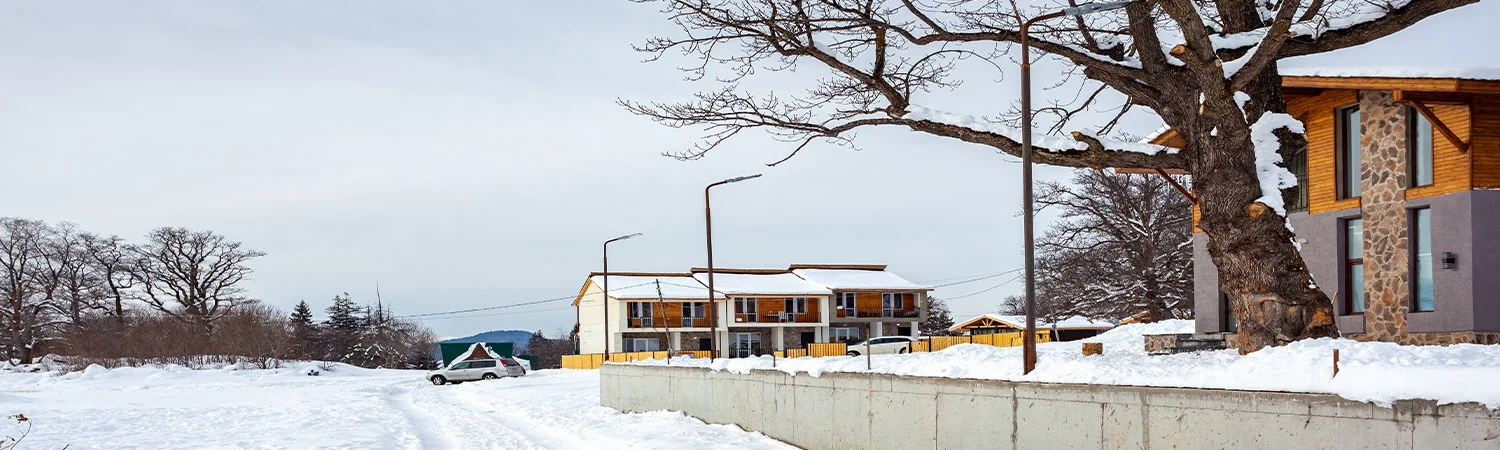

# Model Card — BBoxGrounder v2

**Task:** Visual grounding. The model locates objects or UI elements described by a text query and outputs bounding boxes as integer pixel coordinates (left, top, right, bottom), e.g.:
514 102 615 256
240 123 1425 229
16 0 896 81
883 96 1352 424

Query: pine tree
290 301 314 327
324 293 362 333
920 297 956 336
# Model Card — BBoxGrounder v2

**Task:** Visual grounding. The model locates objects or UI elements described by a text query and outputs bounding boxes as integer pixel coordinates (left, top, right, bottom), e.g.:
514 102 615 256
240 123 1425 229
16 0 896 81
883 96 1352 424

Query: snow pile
691 272 829 296
1248 113 1305 216
902 105 1177 156
632 320 1500 408
790 268 926 290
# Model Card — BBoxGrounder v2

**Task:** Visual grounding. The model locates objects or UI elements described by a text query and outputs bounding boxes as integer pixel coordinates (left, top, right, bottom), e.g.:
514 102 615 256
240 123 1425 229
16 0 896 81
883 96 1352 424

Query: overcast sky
1 1 1490 338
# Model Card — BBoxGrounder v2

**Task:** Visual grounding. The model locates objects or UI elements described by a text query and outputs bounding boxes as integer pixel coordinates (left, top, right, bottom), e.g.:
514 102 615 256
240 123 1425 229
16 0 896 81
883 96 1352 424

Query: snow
949 314 1115 333
691 272 830 296
591 274 721 300
632 320 1500 408
0 364 791 449
902 105 1177 156
1249 113 1305 217
1280 66 1500 81
790 268 927 290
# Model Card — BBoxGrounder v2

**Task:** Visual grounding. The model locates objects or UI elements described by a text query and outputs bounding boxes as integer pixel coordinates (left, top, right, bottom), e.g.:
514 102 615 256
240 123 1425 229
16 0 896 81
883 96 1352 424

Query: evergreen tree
324 293 362 333
289 301 314 327
920 297 956 336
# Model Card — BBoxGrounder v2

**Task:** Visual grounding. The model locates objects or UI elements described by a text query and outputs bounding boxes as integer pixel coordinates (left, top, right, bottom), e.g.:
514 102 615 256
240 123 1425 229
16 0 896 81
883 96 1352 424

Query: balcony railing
628 317 715 328
734 312 818 324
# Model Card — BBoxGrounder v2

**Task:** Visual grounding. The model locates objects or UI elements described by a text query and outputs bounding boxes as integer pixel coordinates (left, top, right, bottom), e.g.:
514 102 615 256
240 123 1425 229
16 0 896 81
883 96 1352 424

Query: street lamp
1019 0 1133 375
603 232 642 361
705 174 761 360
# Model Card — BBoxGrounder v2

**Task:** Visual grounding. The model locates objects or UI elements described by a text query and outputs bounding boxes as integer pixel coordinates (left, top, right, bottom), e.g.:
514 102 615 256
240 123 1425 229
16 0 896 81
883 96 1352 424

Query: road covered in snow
0 365 792 450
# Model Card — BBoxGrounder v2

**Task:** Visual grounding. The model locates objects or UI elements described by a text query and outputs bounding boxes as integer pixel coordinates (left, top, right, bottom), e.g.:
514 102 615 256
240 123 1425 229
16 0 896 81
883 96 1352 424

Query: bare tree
130 227 265 334
80 233 135 324
1035 170 1193 322
36 223 110 329
0 219 63 364
624 0 1474 351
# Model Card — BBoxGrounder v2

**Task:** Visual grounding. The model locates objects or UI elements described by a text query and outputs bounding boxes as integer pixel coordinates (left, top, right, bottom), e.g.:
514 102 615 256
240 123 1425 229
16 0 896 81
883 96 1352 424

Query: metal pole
1020 10 1065 376
602 233 642 363
706 185 716 360
704 174 761 361
1015 2 1129 374
603 242 610 361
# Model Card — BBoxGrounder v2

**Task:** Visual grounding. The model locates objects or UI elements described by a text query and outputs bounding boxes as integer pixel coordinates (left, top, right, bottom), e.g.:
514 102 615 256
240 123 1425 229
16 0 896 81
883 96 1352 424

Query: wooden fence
562 331 1053 368
561 350 714 369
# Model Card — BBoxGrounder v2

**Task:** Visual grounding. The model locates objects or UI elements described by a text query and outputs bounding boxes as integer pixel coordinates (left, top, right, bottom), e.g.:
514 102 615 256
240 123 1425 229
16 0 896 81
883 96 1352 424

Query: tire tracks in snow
384 379 548 450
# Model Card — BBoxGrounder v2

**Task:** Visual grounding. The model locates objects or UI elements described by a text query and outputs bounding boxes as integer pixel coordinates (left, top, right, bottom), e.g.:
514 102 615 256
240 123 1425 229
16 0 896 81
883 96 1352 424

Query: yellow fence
909 331 1052 353
562 331 1054 368
561 350 716 369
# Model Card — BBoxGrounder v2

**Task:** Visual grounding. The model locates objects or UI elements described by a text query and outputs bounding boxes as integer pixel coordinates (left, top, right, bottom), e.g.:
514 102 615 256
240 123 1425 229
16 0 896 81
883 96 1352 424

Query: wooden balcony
627 316 716 329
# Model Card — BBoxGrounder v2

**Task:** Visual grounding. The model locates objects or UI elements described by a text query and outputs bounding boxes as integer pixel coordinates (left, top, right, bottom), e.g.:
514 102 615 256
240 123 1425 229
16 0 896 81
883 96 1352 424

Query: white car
427 358 526 385
844 336 919 356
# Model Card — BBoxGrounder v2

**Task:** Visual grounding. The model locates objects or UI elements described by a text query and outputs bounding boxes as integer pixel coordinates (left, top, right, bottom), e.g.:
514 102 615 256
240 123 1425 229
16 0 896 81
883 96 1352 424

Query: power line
411 306 575 321
398 281 657 319
916 269 1018 285
938 274 1023 300
925 268 1023 288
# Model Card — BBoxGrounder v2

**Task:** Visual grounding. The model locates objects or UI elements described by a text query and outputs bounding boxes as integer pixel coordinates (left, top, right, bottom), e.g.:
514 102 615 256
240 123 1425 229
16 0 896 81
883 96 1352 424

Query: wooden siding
1301 89 1364 214
627 300 716 329
1473 94 1500 188
733 296 821 324
1406 102 1474 199
838 292 918 319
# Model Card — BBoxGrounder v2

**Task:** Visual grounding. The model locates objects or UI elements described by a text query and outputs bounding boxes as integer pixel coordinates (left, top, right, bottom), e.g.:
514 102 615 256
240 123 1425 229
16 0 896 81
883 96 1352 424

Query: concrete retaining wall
600 364 1500 450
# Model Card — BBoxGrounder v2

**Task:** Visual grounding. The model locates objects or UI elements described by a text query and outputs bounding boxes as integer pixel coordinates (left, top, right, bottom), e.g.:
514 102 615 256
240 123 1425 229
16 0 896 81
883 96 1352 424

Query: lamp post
1019 1 1133 375
603 232 642 361
705 174 762 360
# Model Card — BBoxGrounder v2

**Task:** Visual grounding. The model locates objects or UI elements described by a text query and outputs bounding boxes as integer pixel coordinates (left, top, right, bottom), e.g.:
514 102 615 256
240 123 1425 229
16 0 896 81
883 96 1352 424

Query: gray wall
601 364 1500 450
1194 190 1498 335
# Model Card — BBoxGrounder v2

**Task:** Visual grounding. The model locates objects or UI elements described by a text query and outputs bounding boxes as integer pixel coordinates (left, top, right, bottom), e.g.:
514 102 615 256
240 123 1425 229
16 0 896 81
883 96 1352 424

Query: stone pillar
1358 90 1411 342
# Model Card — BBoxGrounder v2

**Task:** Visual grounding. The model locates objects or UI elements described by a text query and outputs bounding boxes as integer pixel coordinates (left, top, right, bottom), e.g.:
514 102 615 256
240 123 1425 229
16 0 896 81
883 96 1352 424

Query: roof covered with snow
588 274 721 300
949 314 1116 332
692 272 832 296
791 268 930 291
1280 67 1500 81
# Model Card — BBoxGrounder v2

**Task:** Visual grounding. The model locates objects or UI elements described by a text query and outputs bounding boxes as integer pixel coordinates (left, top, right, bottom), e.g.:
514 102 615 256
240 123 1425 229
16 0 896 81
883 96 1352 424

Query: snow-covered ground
635 320 1500 408
0 364 791 449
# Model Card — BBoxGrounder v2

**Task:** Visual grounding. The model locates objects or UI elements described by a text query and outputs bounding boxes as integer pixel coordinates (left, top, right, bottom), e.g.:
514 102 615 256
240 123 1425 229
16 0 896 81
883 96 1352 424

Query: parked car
427 357 526 385
844 336 919 356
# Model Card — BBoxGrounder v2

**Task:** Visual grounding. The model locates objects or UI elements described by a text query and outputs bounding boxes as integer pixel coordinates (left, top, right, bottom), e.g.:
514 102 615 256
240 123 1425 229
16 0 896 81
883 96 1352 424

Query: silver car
427 358 526 385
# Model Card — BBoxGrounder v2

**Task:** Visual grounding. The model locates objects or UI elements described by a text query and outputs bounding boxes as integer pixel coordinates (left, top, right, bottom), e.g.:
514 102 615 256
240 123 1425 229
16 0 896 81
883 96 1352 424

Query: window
1221 293 1237 333
469 360 496 368
628 302 652 327
784 297 807 315
1409 108 1435 187
735 297 757 322
1337 106 1363 199
681 302 705 318
449 362 470 370
627 302 651 318
1344 218 1365 314
835 292 856 316
1412 208 1434 312
730 333 761 358
1283 145 1309 212
625 338 659 352
830 327 859 343
882 293 905 317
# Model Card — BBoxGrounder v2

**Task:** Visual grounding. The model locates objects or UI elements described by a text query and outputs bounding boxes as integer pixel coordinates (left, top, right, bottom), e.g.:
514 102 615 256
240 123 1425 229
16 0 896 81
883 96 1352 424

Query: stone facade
1357 89 1412 342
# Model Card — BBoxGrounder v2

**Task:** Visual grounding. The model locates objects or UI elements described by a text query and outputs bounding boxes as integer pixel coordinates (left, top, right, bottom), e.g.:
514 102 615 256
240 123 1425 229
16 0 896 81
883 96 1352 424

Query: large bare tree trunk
1194 82 1338 351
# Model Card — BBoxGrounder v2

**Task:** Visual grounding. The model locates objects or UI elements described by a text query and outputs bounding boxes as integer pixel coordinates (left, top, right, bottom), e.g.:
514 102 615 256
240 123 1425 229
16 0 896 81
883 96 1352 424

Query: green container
439 342 515 368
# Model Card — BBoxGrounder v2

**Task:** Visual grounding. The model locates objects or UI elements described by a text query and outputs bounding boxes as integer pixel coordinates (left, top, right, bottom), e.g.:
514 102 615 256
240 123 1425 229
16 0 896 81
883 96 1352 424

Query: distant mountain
441 330 536 353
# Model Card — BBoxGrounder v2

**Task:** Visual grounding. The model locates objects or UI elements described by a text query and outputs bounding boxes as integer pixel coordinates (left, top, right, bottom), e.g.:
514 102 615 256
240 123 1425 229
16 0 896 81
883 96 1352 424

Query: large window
624 338 659 352
1408 108 1435 187
1412 208 1435 312
1337 106 1363 200
681 302 705 318
1344 218 1365 314
1283 145 1309 212
1221 293 1237 333
783 297 807 315
835 292 856 316
734 297 758 322
627 302 653 327
829 327 860 343
881 293 905 317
